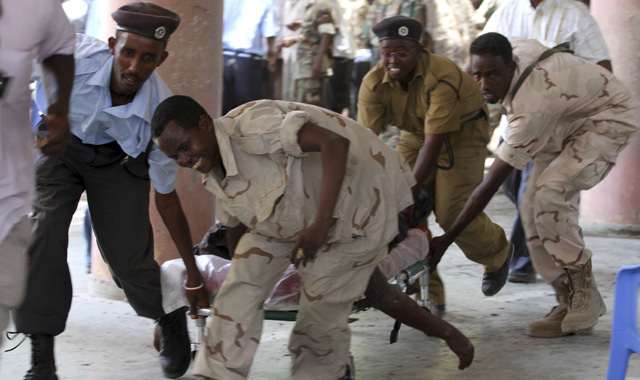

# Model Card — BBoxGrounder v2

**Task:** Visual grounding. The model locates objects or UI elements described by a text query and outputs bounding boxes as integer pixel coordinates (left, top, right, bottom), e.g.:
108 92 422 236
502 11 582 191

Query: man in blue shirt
222 0 279 114
13 3 206 379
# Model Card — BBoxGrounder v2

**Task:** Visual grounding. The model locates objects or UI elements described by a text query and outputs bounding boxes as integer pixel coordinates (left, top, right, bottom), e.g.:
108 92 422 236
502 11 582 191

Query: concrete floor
1 191 640 380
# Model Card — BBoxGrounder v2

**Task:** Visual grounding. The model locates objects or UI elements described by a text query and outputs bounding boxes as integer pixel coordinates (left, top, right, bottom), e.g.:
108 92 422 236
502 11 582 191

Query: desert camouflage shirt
203 100 416 255
496 39 639 170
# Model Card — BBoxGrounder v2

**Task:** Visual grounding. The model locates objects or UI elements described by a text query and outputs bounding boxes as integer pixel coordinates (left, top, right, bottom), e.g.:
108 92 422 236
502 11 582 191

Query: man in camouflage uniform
293 0 336 106
430 33 639 338
151 96 416 380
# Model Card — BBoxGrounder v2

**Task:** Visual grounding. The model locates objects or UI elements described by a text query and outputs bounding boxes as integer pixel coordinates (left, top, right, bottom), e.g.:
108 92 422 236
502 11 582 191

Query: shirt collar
86 56 156 123
202 118 240 194
502 59 522 106
213 118 238 177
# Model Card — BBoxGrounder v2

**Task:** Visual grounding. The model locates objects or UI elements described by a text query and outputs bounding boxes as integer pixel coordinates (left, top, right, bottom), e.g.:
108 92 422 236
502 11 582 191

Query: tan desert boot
562 259 607 333
524 276 593 338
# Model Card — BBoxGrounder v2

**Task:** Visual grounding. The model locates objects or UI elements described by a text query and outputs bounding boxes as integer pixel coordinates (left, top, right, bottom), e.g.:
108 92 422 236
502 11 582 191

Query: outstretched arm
155 189 208 317
37 54 74 156
289 123 349 268
412 133 446 196
428 157 514 271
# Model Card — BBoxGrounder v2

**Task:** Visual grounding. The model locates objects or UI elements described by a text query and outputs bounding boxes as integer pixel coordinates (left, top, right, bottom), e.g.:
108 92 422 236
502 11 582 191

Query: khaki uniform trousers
193 232 381 380
397 117 510 304
520 125 624 284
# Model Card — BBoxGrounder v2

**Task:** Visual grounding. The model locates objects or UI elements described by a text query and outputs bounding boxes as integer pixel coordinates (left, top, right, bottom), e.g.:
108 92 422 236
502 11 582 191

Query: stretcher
160 228 435 378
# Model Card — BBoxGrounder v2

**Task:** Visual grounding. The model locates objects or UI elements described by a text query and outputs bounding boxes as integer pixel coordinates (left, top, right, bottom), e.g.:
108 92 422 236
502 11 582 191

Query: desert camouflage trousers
193 232 381 380
521 122 633 284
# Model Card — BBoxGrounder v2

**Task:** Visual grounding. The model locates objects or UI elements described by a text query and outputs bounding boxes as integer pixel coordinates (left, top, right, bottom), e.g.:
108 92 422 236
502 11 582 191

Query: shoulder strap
426 78 460 107
510 42 573 99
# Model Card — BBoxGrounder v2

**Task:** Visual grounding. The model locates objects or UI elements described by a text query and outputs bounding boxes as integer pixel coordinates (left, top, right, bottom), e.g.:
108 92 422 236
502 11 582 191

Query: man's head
372 16 423 83
469 32 516 104
152 95 221 174
108 2 180 96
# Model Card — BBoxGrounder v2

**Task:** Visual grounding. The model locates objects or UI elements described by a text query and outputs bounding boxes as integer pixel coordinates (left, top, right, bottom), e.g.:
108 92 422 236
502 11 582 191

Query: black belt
223 50 262 59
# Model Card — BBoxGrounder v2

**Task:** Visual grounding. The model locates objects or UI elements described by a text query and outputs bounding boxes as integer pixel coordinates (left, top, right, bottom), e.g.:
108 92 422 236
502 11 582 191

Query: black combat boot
157 307 191 379
24 334 57 380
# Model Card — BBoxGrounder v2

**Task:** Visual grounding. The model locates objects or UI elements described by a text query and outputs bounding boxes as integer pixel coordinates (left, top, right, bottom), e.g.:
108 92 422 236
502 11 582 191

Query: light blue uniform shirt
223 0 279 56
34 34 178 194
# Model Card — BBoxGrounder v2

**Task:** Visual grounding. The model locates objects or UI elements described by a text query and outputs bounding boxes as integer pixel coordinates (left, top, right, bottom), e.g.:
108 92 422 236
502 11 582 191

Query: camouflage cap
111 2 180 42
372 15 422 43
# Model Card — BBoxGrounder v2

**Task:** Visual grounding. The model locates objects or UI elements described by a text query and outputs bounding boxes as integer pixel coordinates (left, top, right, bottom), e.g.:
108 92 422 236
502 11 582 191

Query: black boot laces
4 331 26 352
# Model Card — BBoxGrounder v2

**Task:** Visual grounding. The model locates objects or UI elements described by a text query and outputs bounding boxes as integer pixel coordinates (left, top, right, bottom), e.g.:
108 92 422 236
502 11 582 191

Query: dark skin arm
226 224 248 258
37 54 74 156
289 123 349 268
597 60 612 72
428 157 514 271
311 32 333 80
155 189 208 318
266 36 277 72
310 10 334 80
412 133 446 196
400 133 446 224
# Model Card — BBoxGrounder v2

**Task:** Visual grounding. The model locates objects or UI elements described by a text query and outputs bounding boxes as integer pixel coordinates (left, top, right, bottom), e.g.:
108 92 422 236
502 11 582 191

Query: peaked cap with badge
111 2 180 42
372 15 423 44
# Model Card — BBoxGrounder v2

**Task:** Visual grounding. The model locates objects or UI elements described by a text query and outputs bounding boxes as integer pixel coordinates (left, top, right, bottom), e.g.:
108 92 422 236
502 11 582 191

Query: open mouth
192 157 203 170
388 67 401 75
122 75 140 86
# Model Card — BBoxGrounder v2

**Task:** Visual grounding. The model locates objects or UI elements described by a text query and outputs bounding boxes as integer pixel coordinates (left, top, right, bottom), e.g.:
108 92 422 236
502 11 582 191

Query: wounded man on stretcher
161 224 474 372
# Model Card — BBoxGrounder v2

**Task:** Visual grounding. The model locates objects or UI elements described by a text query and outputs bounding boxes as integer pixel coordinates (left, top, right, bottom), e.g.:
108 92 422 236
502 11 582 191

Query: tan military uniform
192 100 415 380
358 50 511 302
497 40 639 283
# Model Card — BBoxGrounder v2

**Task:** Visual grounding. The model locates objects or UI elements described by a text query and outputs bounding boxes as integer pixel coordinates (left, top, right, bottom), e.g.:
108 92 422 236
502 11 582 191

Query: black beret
112 2 180 42
372 15 423 43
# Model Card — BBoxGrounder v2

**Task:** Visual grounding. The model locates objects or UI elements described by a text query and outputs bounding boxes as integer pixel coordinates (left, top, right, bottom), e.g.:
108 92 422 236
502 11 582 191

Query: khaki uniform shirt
496 40 639 170
203 100 415 256
357 49 486 137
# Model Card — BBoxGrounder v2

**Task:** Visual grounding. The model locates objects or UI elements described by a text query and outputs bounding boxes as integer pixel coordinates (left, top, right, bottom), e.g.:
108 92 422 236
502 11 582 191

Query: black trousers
222 52 265 115
14 138 165 335
323 57 354 114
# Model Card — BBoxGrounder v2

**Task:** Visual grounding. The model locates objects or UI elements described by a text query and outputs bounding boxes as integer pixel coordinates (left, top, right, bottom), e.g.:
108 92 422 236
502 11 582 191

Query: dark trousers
323 57 354 114
501 156 534 274
14 138 165 335
223 52 265 115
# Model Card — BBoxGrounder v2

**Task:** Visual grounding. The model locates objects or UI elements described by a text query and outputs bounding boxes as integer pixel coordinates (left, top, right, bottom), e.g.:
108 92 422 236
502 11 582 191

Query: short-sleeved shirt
203 100 415 255
357 49 486 136
496 40 639 170
0 0 75 244
34 34 178 194
481 0 610 64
